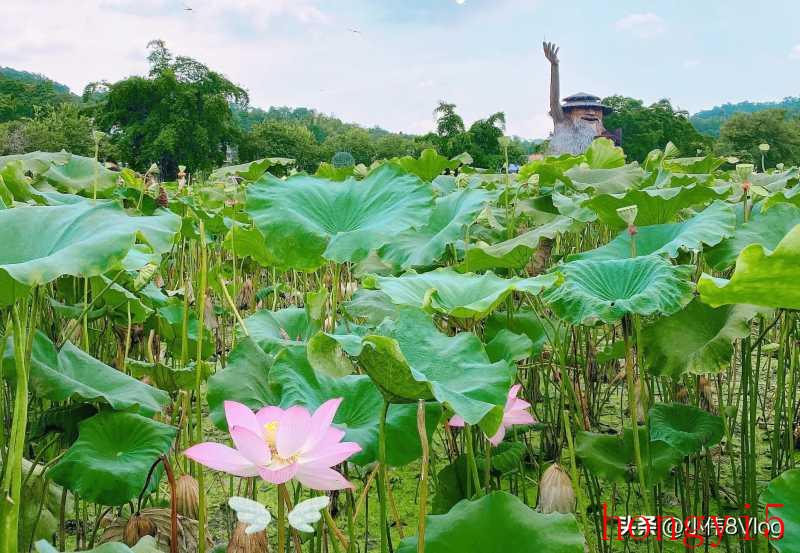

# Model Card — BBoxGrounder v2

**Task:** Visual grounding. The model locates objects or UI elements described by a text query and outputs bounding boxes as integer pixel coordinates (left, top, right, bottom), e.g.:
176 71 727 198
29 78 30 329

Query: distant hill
0 67 77 123
691 97 800 137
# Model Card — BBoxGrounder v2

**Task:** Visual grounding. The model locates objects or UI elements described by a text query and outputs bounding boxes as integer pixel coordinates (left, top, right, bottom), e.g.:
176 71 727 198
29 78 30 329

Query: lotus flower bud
537 464 575 514
227 522 268 553
174 474 199 519
759 143 770 152
123 513 156 546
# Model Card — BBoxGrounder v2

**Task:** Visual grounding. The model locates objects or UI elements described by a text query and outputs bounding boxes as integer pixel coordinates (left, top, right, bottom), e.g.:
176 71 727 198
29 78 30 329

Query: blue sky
2 0 798 138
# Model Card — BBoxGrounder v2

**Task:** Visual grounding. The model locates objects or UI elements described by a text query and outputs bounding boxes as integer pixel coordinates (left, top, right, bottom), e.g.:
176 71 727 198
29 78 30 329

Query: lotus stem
416 400 429 553
277 483 287 553
464 423 483 498
377 398 390 553
194 220 208 553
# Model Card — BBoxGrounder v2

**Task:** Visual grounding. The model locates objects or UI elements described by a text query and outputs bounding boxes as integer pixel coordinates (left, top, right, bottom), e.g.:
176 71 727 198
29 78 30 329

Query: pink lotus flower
449 384 535 446
184 399 361 490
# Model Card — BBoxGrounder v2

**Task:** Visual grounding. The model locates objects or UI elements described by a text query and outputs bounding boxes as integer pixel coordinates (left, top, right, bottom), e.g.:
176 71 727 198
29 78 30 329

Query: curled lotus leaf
364 267 561 320
0 198 180 305
648 403 724 456
698 223 800 309
582 184 732 227
543 255 695 325
378 188 490 270
572 200 735 261
759 469 800 553
245 164 433 270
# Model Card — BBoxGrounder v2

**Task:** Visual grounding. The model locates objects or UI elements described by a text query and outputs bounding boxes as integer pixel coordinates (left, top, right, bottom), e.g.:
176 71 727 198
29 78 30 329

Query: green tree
0 67 75 123
373 133 416 159
468 112 506 169
0 104 98 156
239 120 321 171
716 109 800 167
96 40 247 177
434 101 466 138
603 96 708 162
320 127 376 165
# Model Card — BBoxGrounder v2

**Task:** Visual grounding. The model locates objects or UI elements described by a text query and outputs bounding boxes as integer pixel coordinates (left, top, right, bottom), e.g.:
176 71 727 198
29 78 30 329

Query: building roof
562 92 612 114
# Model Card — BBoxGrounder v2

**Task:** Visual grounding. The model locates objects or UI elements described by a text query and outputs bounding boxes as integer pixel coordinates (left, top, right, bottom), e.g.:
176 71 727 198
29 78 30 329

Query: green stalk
416 400 429 553
623 317 649 511
277 483 287 553
0 304 30 553
377 399 390 553
464 424 483 498
193 220 208 553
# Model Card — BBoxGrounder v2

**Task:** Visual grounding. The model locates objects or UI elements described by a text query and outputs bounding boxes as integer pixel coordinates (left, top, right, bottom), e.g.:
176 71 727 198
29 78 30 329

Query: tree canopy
715 109 800 167
602 96 709 163
96 40 248 177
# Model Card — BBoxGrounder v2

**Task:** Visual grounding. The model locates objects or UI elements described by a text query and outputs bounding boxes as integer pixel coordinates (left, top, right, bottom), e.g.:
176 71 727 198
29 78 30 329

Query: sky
2 0 799 138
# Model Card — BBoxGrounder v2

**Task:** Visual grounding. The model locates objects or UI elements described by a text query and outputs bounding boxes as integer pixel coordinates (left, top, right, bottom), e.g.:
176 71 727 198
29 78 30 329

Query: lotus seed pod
174 474 200 519
331 151 355 168
227 522 268 553
123 513 157 546
157 186 168 208
726 156 739 164
537 463 575 514
615 204 638 226
736 163 754 182
147 163 160 174
759 143 770 152
236 278 255 311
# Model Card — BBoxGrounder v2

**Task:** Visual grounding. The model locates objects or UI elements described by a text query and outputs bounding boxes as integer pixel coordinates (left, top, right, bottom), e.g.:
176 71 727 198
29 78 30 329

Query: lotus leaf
576 427 683 484
48 412 177 506
641 299 760 378
397 491 585 553
648 403 723 456
571 200 735 261
698 223 800 309
759 468 800 552
543 255 695 325
378 188 489 270
0 198 179 305
364 267 560 319
246 164 433 270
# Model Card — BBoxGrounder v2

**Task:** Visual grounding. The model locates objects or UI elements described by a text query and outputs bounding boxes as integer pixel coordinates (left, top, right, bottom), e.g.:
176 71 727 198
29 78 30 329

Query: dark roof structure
562 92 613 114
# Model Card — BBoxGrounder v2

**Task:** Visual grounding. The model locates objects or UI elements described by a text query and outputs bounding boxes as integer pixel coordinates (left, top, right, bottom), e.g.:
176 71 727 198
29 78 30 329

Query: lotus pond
0 140 799 553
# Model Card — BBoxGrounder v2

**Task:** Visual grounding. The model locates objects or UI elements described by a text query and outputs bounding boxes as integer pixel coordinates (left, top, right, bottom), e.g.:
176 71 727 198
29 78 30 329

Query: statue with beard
542 42 619 155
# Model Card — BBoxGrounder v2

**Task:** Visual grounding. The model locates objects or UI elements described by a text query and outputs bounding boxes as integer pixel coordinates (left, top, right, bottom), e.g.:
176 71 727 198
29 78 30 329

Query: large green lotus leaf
357 308 515 435
485 329 533 363
246 164 433 270
571 201 735 261
458 216 580 272
704 203 800 270
760 469 800 553
153 302 215 361
90 276 153 324
207 337 276 429
343 289 399 325
519 153 584 186
0 160 46 203
40 155 119 196
563 164 645 194
543 255 695 325
209 157 294 182
584 137 626 168
648 403 723 456
698 223 800 309
0 151 70 174
48 412 176 506
763 185 800 211
641 299 759 378
378 188 489 270
365 268 561 320
242 307 321 355
751 167 799 192
5 332 169 416
397 491 585 553
270 347 442 467
0 199 179 305
583 184 731 227
661 155 724 174
576 427 683 484
391 148 458 182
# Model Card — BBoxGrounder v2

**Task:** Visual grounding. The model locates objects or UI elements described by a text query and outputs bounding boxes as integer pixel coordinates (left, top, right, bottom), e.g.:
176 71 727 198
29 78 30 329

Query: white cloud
790 44 800 60
614 13 665 39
